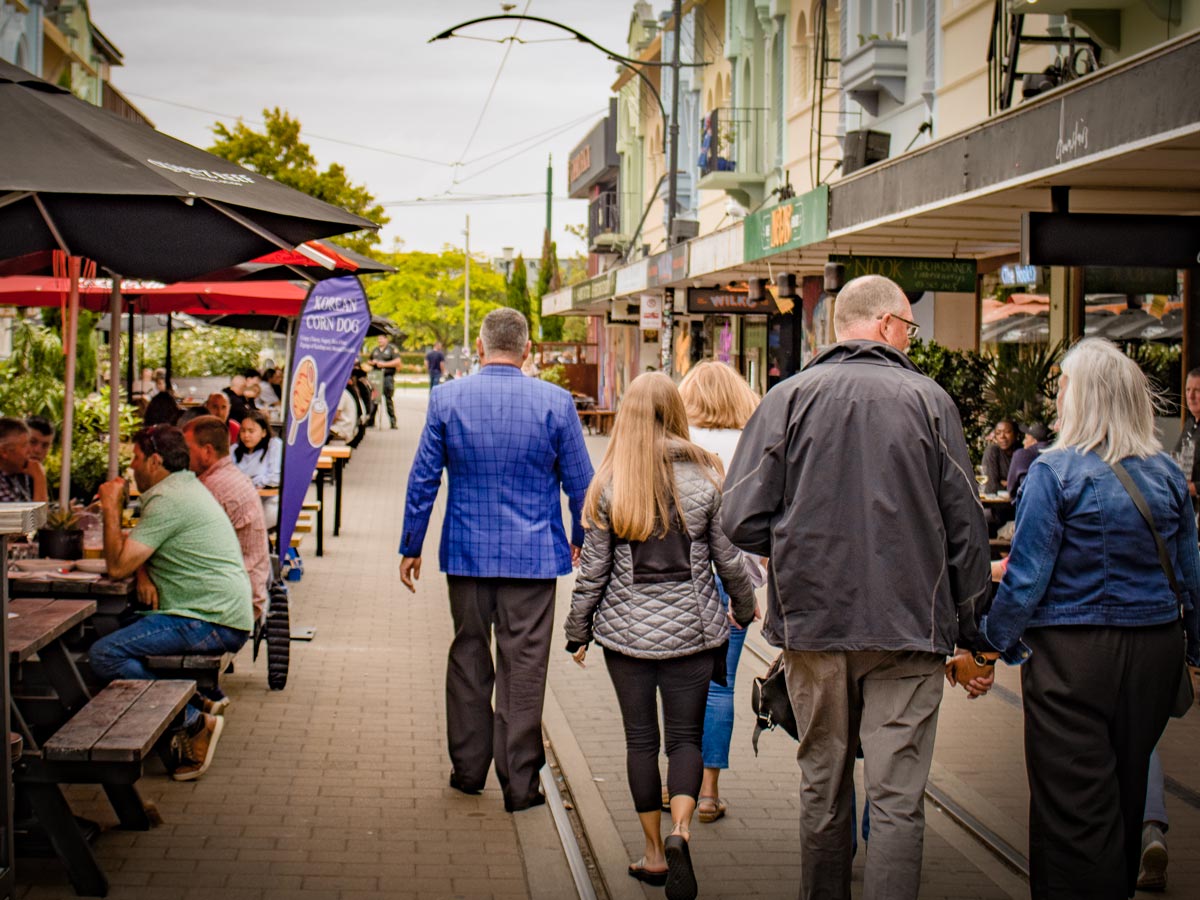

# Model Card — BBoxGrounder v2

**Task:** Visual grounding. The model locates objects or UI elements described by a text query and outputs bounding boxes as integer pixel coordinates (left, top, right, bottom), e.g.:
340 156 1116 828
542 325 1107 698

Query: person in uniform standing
369 334 400 429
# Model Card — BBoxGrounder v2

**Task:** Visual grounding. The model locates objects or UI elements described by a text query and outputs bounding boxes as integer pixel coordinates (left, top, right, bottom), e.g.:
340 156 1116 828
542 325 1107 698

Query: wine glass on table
975 466 989 497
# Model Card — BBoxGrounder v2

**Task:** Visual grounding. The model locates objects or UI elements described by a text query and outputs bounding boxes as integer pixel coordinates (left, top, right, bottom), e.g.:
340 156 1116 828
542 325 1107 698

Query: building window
893 0 907 38
792 12 810 109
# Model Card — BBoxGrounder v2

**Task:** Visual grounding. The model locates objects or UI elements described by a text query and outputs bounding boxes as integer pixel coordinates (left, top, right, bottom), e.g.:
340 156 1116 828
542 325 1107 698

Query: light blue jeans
1145 746 1168 828
89 613 248 731
701 578 747 770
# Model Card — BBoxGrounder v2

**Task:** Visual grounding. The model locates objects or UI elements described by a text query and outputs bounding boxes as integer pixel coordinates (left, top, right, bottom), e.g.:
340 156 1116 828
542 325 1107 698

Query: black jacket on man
721 340 991 656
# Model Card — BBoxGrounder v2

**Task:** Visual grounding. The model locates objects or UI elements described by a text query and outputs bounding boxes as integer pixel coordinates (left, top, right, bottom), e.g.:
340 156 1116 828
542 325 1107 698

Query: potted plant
38 504 83 560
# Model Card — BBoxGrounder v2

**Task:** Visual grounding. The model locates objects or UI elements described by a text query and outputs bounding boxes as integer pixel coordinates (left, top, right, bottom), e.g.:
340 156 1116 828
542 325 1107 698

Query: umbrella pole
126 307 135 403
59 256 81 508
108 280 122 480
164 314 173 389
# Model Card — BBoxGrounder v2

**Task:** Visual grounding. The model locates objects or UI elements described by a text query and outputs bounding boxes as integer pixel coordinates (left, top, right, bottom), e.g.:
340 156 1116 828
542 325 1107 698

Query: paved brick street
14 388 1200 899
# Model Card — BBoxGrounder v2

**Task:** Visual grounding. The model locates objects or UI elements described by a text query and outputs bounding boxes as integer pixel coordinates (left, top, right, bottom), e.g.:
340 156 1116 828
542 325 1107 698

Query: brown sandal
696 796 727 823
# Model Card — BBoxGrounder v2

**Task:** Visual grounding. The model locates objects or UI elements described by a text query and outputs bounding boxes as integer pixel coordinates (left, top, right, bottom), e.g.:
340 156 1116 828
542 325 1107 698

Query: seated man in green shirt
94 425 254 781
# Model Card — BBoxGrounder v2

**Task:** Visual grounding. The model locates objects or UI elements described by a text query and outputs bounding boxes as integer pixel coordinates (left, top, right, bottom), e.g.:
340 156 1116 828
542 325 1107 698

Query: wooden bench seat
302 500 321 511
145 652 235 693
41 679 194 765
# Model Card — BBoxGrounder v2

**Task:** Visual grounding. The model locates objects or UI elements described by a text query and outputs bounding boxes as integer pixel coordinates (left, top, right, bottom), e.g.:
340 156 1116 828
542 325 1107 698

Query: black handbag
1109 461 1195 718
750 652 799 754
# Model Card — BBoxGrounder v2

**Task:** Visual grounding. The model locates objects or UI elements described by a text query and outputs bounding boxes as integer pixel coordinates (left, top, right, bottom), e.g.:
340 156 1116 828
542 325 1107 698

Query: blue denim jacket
982 448 1200 664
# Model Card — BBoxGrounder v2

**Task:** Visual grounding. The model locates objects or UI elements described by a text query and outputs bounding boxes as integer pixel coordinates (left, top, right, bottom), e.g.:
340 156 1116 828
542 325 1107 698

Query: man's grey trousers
783 649 945 900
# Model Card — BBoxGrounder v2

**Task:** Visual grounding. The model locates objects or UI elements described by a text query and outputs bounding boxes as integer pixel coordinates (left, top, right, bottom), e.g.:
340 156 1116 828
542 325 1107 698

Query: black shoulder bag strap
1109 460 1194 717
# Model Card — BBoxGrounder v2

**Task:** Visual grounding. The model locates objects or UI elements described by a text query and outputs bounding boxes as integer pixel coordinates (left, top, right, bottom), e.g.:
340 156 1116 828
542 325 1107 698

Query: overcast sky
91 0 639 261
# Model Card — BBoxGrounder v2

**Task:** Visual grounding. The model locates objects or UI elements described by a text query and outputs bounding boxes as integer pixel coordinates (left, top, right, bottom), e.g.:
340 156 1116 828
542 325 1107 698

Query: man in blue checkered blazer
399 307 593 812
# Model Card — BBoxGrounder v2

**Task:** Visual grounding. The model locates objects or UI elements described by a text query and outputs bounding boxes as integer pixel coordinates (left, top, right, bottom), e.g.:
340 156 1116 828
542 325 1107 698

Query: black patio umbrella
0 59 374 281
200 312 401 338
1090 308 1154 341
0 58 376 501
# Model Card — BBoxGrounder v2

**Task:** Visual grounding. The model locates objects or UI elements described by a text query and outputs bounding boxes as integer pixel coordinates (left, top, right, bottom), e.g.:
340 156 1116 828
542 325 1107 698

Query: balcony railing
698 107 768 178
588 191 620 245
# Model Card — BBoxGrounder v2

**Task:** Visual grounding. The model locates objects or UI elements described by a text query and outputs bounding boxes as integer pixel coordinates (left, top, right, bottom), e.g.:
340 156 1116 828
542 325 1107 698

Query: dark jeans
88 614 248 731
445 576 555 811
1022 623 1182 900
603 647 713 813
429 371 442 389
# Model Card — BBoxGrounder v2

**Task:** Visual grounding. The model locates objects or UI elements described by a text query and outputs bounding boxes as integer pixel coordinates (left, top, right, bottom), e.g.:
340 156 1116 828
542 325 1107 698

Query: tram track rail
740 636 1033 880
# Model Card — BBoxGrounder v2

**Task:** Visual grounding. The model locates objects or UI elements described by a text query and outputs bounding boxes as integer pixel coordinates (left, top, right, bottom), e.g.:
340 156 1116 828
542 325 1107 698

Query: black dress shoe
448 772 484 795
505 793 546 813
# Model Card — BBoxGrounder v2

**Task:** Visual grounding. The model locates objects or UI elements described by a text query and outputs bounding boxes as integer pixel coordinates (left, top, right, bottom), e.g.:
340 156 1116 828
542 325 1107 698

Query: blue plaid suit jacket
400 364 594 578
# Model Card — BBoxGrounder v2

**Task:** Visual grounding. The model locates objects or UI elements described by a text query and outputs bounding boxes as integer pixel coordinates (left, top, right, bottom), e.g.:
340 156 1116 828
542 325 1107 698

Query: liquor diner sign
830 255 977 294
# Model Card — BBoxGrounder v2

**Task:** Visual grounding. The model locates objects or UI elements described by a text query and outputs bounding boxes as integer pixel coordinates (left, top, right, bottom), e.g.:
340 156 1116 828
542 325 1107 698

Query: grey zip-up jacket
565 458 756 658
721 340 990 655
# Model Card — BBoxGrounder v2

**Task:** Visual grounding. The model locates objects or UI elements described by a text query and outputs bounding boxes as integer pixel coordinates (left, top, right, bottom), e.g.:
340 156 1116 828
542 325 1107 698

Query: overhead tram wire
123 91 454 168
460 108 605 167
452 0 533 177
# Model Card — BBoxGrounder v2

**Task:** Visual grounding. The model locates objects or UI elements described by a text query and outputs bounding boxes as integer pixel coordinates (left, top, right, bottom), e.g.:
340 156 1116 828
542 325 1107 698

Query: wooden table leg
333 459 344 537
315 474 325 558
102 784 153 831
38 641 90 717
23 782 108 897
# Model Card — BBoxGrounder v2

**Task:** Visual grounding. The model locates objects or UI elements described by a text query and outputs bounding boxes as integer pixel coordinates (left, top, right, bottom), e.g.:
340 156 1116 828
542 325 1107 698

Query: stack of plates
12 559 75 574
0 503 47 535
74 559 108 575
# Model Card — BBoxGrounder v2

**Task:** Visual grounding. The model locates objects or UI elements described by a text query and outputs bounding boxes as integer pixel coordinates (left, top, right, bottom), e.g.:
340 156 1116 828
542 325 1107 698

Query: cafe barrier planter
37 528 83 560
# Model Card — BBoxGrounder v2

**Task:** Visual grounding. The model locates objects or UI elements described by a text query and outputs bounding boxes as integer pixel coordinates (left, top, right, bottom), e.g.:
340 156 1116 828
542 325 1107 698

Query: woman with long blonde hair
677 361 762 824
565 373 757 900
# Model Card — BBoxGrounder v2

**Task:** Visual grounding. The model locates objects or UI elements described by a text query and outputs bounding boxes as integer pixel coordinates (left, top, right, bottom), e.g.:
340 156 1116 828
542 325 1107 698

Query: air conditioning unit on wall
841 130 891 175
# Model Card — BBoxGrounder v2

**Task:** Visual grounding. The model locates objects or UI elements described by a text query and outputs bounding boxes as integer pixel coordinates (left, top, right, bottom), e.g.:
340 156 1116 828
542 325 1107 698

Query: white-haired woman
965 338 1200 899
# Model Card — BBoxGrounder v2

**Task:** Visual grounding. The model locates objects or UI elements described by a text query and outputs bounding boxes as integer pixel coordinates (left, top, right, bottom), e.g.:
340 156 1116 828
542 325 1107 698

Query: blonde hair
678 360 761 429
583 373 722 541
1053 337 1162 464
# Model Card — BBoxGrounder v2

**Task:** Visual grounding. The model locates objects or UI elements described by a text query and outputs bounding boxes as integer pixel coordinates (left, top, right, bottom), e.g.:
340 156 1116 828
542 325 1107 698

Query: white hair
480 307 528 357
833 275 908 339
1053 337 1162 464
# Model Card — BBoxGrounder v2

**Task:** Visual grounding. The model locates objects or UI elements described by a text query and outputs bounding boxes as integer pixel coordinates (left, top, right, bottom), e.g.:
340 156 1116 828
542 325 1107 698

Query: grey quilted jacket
565 459 757 659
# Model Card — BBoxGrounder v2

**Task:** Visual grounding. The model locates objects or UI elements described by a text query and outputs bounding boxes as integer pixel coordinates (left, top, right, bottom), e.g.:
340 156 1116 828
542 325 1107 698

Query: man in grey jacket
722 275 990 900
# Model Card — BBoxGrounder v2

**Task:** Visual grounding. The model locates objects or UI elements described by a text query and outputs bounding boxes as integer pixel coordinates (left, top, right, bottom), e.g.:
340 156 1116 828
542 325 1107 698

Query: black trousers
380 377 395 427
603 648 714 813
1021 623 1182 900
445 576 555 811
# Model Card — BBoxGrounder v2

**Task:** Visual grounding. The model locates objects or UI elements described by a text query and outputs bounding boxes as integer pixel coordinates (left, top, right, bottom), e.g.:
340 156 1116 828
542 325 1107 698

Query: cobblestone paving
16 388 1200 899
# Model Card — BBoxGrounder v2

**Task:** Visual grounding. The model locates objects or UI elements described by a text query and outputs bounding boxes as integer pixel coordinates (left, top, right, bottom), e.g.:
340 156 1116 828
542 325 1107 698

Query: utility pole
546 154 553 235
666 0 682 245
463 215 471 354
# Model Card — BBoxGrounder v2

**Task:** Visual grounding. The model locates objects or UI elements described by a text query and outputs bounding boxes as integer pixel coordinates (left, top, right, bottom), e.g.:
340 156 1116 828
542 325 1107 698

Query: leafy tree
137 326 270 378
208 108 389 255
368 247 505 350
535 231 563 342
906 339 995 464
504 254 532 332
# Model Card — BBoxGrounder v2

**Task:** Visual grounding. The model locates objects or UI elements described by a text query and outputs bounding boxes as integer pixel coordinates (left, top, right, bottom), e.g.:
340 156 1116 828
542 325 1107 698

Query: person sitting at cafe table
25 416 55 464
182 416 270 627
205 392 240 445
232 409 282 528
1006 422 1052 504
982 419 1018 493
92 425 253 781
0 416 47 503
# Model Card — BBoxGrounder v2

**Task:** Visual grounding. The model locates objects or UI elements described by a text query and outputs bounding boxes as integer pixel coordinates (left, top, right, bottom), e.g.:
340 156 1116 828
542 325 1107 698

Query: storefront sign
570 271 616 308
1082 266 1178 296
1000 264 1039 286
541 285 573 318
639 294 662 331
567 100 619 198
688 222 744 277
614 258 649 297
687 287 775 314
830 255 977 293
646 244 689 288
744 185 829 262
278 276 371 560
1022 213 1200 269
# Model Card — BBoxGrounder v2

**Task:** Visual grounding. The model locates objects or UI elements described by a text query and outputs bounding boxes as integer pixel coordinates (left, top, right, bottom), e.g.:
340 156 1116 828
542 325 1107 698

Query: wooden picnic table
8 575 136 638
323 445 351 536
6 597 191 896
578 408 615 435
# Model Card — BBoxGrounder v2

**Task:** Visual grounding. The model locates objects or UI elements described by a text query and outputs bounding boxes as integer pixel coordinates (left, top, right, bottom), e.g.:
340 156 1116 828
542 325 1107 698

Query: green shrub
906 339 995 464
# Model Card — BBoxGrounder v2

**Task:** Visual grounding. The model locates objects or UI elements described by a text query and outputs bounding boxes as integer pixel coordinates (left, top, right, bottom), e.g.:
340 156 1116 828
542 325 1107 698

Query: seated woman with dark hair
232 409 282 527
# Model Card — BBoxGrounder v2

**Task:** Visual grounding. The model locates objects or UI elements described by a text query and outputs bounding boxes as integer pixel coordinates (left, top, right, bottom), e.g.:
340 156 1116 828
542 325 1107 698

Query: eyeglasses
878 312 920 340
